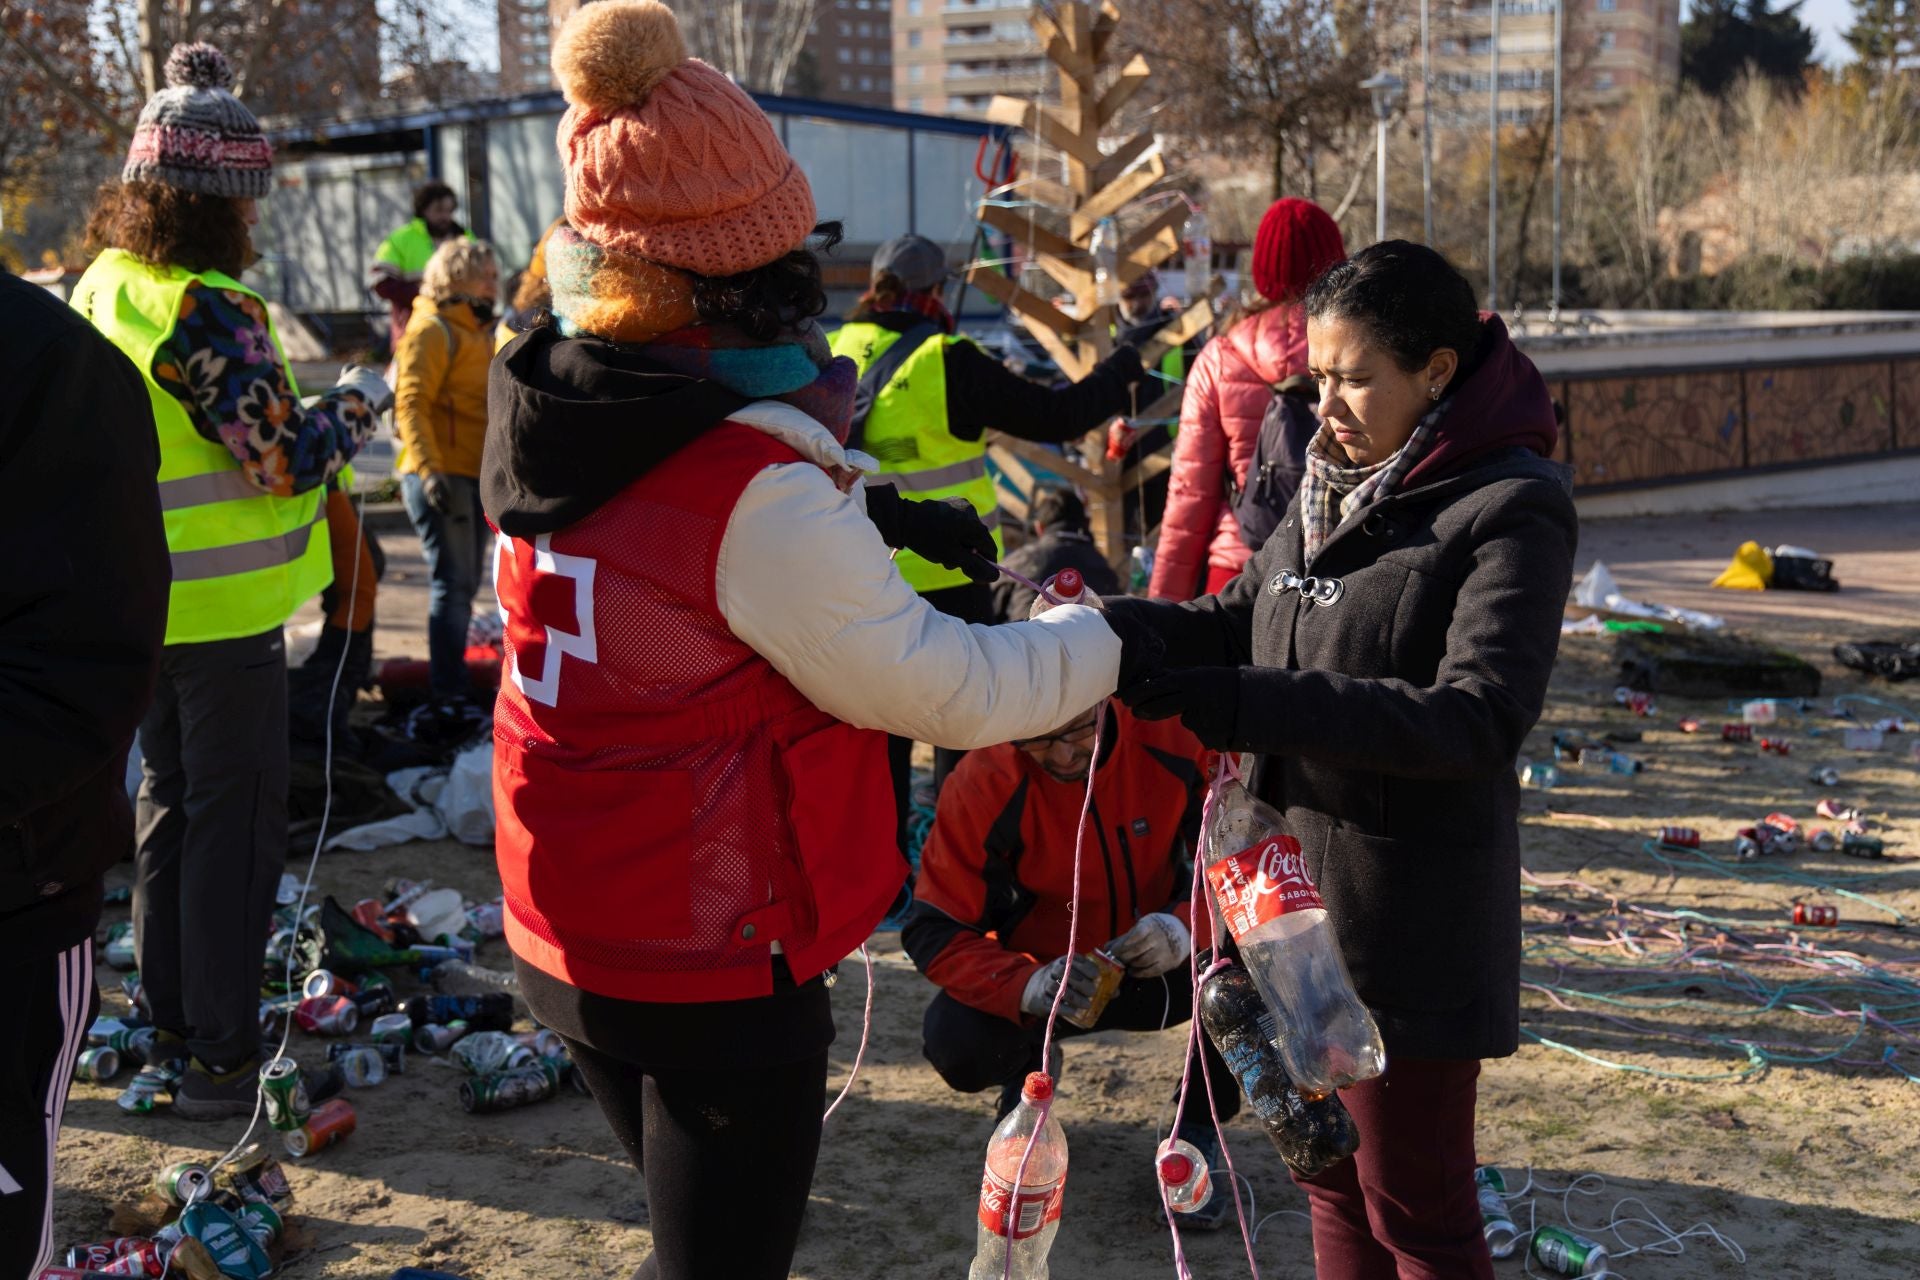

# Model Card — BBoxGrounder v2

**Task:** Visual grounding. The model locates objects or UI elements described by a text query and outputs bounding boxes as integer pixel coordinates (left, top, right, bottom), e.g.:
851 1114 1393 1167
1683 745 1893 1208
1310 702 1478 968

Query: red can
1656 826 1700 848
1760 737 1792 755
302 968 357 999
95 1249 163 1279
284 1097 356 1158
1624 691 1655 716
1815 798 1861 822
1721 723 1753 742
1808 827 1837 852
40 1270 127 1280
1793 903 1839 927
294 995 359 1036
1762 812 1800 838
64 1241 161 1276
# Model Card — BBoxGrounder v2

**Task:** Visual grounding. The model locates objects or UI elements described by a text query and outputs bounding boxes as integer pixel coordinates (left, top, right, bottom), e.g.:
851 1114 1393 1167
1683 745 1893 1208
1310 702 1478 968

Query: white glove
1020 954 1105 1020
1107 912 1190 978
336 363 394 416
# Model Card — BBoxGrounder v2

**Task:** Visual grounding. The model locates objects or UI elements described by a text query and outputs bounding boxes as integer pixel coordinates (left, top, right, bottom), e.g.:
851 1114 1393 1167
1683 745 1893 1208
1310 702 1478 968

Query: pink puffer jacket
1149 303 1310 600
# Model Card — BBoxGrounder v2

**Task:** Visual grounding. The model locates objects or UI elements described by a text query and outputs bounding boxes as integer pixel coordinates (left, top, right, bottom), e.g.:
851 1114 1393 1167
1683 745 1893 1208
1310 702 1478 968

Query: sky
1770 0 1853 65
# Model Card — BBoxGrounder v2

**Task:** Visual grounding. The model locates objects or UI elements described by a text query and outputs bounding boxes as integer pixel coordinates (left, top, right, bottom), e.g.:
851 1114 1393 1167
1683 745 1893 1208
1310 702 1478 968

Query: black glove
864 484 997 584
420 472 453 514
1119 666 1240 750
1098 596 1167 690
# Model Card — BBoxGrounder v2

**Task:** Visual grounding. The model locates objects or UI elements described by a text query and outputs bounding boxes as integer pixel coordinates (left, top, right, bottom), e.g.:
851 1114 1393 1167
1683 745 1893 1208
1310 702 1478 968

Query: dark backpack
1227 374 1318 552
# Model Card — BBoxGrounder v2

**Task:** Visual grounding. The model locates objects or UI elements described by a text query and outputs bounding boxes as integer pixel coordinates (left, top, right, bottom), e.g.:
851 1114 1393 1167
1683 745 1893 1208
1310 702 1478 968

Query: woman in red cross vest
482 5 1158 1278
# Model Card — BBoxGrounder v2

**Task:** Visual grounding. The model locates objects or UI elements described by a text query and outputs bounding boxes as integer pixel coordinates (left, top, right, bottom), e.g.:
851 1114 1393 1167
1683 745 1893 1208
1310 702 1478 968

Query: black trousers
889 579 997 862
0 938 97 1280
922 968 1242 1128
134 628 290 1068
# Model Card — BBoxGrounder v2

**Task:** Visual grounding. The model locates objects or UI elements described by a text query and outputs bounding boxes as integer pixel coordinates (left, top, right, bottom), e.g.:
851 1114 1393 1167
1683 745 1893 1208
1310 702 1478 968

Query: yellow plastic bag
1711 540 1773 590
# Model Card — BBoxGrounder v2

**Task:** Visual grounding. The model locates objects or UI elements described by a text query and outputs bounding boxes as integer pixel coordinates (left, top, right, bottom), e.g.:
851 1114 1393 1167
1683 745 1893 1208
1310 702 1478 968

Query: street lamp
1361 72 1403 244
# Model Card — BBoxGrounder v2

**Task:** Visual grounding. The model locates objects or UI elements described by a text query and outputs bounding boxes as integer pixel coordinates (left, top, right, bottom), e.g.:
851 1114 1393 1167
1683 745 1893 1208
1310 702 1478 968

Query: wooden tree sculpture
967 0 1217 572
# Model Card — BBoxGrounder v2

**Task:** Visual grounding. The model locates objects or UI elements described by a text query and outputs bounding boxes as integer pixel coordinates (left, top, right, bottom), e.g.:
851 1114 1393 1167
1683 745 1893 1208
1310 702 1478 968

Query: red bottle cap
1054 569 1083 598
1158 1151 1194 1184
1022 1072 1053 1102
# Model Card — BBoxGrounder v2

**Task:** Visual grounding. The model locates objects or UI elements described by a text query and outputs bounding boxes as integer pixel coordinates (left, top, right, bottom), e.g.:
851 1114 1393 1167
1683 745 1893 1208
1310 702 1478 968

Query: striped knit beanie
123 44 273 199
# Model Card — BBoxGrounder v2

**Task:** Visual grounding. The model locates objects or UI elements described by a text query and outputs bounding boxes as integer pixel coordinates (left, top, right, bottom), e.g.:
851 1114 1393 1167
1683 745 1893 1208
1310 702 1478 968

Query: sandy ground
52 503 1920 1278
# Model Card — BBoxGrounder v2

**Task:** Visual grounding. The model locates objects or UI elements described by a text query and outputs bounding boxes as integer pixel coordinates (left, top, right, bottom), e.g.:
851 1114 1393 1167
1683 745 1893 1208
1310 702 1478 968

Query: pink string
994 560 1065 608
821 943 874 1124
1164 753 1261 1279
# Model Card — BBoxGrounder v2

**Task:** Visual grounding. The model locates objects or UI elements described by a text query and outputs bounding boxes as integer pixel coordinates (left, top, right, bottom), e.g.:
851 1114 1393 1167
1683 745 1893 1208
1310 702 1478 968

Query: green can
74 1046 121 1083
1532 1224 1609 1277
258 1056 311 1132
155 1159 211 1206
236 1198 283 1246
460 1058 564 1114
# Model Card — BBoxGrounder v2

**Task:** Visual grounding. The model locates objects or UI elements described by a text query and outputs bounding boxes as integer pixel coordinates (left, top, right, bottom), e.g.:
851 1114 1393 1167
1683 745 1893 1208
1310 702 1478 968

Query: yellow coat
394 295 490 479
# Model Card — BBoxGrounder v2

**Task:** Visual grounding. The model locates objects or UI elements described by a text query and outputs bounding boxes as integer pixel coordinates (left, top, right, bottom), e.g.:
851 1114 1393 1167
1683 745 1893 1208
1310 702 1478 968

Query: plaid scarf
1298 397 1451 566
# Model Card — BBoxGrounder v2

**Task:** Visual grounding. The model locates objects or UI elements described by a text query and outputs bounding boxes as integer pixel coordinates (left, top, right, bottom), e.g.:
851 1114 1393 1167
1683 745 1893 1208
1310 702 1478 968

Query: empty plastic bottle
430 959 521 998
1154 1136 1212 1214
968 1072 1067 1280
1202 780 1385 1096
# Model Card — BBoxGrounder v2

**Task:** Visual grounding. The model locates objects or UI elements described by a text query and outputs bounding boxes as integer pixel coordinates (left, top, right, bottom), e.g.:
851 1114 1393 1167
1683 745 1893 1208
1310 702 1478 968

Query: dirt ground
53 503 1920 1278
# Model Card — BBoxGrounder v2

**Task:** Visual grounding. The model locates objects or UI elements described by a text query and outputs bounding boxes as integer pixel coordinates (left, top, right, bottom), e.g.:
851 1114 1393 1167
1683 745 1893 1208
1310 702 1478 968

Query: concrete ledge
1576 454 1920 520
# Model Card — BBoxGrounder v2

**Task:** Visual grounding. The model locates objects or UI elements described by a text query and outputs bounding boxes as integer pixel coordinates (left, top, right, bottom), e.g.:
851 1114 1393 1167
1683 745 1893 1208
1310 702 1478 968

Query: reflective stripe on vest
828 321 1004 593
73 250 331 645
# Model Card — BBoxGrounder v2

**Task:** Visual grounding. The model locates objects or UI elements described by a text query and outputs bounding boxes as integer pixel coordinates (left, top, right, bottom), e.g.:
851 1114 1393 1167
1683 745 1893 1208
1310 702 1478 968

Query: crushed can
1733 828 1763 862
284 1097 356 1158
1655 826 1700 848
460 1057 567 1113
295 995 359 1036
75 1046 122 1083
258 993 300 1037
414 1020 470 1054
64 1240 161 1275
155 1160 212 1206
1792 903 1839 927
179 1203 272 1280
1841 832 1886 859
1760 813 1800 853
1808 827 1837 852
450 1030 535 1076
235 1199 283 1247
516 1028 566 1060
302 968 357 999
1808 767 1840 787
1532 1223 1609 1276
370 1012 415 1046
258 1056 311 1132
328 1043 388 1088
348 984 398 1018
226 1141 295 1210
1815 798 1861 822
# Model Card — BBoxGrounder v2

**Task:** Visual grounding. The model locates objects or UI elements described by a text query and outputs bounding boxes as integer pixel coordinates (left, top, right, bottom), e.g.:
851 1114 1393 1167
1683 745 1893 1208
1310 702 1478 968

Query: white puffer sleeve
716 460 1119 748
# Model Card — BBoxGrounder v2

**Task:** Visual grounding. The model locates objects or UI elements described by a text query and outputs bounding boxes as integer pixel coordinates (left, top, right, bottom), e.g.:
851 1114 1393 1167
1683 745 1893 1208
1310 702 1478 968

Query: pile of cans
52 1145 293 1280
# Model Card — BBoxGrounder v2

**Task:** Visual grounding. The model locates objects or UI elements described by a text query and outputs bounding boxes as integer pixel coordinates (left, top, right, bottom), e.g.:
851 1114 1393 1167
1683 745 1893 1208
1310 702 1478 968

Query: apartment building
500 0 890 105
1420 0 1681 128
890 0 1051 118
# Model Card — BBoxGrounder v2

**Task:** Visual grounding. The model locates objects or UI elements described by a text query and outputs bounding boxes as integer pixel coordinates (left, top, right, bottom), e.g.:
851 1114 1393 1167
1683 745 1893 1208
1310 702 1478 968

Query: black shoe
173 1057 264 1120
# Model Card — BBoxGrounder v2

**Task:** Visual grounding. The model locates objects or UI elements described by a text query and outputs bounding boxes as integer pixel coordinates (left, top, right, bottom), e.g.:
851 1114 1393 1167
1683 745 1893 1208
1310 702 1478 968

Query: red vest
491 422 902 1002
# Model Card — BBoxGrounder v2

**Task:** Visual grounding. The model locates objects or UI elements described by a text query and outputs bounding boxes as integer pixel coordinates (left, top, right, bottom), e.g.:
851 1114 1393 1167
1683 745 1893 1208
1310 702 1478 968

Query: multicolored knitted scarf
1298 397 1451 565
546 224 856 441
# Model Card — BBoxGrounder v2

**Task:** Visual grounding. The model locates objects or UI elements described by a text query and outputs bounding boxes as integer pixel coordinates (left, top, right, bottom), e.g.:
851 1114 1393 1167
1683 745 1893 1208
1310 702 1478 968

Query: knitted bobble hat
123 43 273 199
551 0 817 278
1252 198 1346 304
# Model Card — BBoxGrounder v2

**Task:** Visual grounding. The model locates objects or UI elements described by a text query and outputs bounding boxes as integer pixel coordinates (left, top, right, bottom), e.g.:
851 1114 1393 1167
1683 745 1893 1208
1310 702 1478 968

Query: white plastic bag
436 741 495 846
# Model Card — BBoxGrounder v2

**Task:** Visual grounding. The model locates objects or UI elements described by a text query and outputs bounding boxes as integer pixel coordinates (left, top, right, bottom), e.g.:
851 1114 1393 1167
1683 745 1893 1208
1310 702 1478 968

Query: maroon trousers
1294 1057 1495 1280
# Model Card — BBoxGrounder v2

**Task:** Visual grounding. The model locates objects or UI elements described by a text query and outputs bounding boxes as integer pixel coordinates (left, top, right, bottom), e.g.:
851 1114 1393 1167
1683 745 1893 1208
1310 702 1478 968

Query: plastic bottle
968 1072 1068 1280
1154 1136 1212 1214
430 959 521 998
1201 780 1386 1096
1129 546 1153 594
1027 568 1106 620
1181 205 1212 303
1197 960 1359 1177
1089 217 1121 308
400 991 514 1031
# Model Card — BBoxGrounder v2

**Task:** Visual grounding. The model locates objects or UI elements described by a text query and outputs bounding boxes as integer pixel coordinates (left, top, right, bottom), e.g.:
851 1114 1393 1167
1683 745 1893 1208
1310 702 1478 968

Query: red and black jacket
902 706 1212 1023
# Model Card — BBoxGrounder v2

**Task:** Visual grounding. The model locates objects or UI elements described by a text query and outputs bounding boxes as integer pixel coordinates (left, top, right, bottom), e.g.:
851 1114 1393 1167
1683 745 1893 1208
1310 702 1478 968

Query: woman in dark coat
1108 241 1576 1279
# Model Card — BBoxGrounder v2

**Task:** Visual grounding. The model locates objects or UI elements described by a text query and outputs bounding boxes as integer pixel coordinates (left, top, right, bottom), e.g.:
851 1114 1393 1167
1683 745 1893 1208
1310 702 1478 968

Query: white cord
821 943 874 1124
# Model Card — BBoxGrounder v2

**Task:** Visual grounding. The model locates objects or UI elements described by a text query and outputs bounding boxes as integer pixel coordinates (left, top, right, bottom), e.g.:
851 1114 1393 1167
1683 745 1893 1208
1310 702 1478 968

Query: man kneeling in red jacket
902 700 1241 1226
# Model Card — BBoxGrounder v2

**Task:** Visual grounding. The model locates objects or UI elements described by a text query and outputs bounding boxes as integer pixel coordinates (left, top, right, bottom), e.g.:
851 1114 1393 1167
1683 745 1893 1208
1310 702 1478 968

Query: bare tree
684 0 821 94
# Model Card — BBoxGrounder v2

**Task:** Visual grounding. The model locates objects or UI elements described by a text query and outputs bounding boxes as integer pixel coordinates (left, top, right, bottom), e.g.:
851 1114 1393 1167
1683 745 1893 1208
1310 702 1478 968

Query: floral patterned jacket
152 285 375 496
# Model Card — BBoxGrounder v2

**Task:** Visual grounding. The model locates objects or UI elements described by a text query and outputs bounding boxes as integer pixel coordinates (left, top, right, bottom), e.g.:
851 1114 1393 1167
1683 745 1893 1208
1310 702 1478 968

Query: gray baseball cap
872 234 950 292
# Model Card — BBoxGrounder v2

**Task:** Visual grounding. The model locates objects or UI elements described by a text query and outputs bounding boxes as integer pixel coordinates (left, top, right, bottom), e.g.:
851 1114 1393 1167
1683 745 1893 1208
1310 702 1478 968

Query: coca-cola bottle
1202 779 1386 1096
1028 568 1104 619
968 1073 1068 1280
1198 959 1358 1178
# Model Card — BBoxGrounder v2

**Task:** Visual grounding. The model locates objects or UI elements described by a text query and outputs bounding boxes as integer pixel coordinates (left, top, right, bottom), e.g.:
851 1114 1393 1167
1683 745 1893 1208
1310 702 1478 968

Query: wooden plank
976 201 1080 260
985 96 1031 129
1118 201 1187 267
1118 228 1179 287
1034 251 1096 301
1092 131 1156 192
1091 0 1122 63
1029 6 1092 79
987 431 1104 491
1026 321 1093 382
1097 55 1153 127
965 266 1084 340
1070 154 1167 239
1138 298 1214 370
1023 177 1075 211
1120 449 1174 493
988 440 1040 501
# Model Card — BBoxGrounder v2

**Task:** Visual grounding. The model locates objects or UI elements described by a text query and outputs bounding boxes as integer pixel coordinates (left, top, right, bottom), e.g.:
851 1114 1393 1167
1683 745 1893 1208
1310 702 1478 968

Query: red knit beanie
1251 198 1346 304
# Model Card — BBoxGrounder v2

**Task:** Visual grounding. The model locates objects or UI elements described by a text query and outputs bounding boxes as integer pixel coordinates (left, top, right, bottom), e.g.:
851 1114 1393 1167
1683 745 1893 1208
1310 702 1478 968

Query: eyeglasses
1012 716 1099 753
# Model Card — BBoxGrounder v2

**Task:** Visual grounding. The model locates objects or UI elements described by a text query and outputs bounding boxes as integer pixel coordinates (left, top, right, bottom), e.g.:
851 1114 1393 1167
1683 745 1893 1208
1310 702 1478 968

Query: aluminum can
1474 1167 1519 1258
236 1199 283 1246
370 1012 414 1046
258 993 299 1037
1721 723 1753 742
104 1026 156 1066
460 1059 565 1113
1532 1224 1609 1276
154 1160 212 1206
65 1240 161 1275
1677 717 1701 733
1760 813 1800 852
348 984 398 1018
1808 827 1837 852
414 1020 470 1054
40 1270 130 1279
1759 736 1791 755
1606 751 1643 775
1655 826 1699 848
295 995 358 1036
1793 903 1839 927
1624 691 1654 716
102 924 137 970
451 1030 535 1076
1809 767 1840 787
302 969 356 999
1733 829 1763 862
1060 948 1126 1030
1842 832 1886 859
284 1097 356 1158
258 1057 311 1132
1815 798 1861 822
227 1142 294 1210
114 1079 159 1114
75 1047 121 1083
327 1044 388 1088
516 1028 566 1060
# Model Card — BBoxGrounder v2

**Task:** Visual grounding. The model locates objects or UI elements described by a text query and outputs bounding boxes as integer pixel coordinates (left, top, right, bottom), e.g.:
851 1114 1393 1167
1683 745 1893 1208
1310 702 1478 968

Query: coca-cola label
1205 836 1322 941
976 1164 1065 1239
